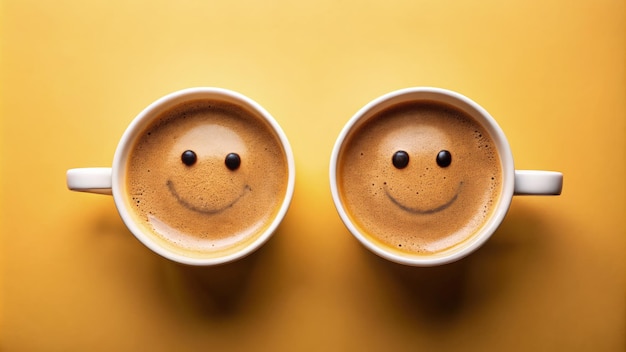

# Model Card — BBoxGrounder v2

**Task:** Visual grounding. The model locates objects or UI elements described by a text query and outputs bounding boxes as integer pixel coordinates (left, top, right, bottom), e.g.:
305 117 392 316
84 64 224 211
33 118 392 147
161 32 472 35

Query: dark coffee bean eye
181 150 197 166
225 153 241 171
392 150 409 169
436 150 452 167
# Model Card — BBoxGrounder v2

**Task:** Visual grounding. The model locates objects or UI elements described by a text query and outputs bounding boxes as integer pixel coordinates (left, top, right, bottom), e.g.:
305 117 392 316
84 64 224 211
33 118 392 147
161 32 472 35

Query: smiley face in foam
337 101 502 255
165 124 251 215
380 123 462 215
126 100 289 257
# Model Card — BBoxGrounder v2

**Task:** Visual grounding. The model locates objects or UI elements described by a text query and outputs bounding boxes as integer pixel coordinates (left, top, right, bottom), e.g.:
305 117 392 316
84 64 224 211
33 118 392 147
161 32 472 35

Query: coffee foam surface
126 100 288 259
338 101 502 255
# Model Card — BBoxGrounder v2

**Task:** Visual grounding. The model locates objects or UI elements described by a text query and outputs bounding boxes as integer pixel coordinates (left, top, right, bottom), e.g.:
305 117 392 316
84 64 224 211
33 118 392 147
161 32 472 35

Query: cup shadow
81 200 285 321
360 200 550 326
158 249 259 318
361 247 470 325
154 226 284 321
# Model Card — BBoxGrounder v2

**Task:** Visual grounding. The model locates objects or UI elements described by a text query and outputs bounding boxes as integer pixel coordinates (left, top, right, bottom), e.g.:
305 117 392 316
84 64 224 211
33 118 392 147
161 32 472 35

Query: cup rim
111 87 295 265
329 87 515 266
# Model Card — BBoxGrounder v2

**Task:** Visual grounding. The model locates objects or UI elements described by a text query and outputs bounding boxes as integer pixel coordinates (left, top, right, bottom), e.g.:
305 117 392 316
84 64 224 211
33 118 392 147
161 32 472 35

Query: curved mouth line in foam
166 180 251 215
384 181 463 215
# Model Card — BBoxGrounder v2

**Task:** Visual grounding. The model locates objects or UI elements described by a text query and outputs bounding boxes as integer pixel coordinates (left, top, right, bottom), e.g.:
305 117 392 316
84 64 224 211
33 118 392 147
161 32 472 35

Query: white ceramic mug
67 87 295 265
329 87 562 266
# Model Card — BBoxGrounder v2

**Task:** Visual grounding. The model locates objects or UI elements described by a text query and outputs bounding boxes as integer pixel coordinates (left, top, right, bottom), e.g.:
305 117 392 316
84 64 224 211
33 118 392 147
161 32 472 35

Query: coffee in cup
67 88 295 265
330 87 562 266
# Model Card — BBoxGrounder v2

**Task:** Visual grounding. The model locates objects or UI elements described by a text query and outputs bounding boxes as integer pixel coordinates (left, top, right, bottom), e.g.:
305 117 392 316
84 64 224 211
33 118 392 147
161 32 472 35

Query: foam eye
181 150 197 166
392 150 409 169
225 153 241 170
436 150 452 167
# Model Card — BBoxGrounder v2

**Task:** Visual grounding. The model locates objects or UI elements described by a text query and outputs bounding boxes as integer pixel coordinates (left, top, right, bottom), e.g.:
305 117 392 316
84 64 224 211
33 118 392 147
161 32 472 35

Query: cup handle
66 168 113 195
514 170 563 195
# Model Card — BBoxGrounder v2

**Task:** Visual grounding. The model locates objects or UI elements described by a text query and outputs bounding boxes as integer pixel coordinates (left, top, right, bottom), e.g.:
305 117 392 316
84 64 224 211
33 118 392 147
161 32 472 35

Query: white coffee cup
329 87 562 266
67 87 295 266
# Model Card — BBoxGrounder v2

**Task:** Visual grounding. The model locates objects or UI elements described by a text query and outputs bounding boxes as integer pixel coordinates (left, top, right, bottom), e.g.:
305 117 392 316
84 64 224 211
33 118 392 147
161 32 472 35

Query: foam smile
385 182 463 214
166 180 251 215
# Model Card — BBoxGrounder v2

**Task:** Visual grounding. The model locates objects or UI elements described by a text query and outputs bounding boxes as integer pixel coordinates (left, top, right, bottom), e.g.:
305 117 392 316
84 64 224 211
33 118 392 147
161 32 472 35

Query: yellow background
1 0 624 350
